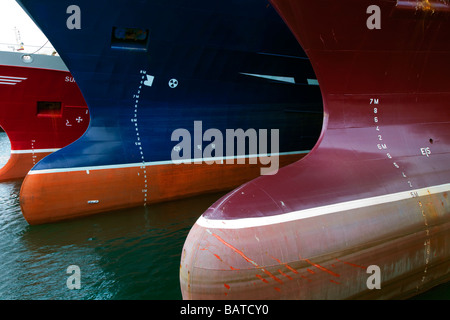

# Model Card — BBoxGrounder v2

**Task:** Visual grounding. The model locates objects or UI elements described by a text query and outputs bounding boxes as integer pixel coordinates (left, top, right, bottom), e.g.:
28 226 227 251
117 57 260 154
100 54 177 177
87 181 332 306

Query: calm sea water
0 177 226 300
0 132 227 300
0 132 448 300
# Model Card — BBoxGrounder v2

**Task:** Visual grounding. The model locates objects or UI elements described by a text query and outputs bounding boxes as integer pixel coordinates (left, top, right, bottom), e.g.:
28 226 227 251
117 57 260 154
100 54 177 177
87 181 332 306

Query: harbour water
0 178 227 300
0 132 448 300
0 132 227 299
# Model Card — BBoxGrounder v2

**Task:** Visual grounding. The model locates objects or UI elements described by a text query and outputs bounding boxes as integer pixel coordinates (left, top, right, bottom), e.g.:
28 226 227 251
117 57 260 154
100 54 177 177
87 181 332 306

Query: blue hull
17 0 323 223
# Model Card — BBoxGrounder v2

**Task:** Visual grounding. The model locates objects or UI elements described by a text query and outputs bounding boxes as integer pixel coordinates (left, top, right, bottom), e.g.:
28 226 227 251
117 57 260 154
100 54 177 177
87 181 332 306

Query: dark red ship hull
180 0 450 299
0 52 89 181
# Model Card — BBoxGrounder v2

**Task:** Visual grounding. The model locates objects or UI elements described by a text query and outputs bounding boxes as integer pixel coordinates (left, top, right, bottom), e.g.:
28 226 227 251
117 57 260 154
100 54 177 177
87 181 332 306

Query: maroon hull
180 0 450 299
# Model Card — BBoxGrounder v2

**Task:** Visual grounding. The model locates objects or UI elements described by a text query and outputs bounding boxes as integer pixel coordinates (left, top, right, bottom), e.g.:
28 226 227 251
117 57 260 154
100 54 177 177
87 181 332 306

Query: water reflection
0 133 448 299
0 174 227 299
0 131 11 169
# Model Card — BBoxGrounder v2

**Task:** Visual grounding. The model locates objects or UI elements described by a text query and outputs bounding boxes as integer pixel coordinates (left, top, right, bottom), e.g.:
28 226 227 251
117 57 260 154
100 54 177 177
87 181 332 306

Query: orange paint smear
210 232 258 267
304 258 340 277
256 274 269 284
269 255 299 274
264 269 283 284
284 264 299 274
300 275 311 281
330 280 341 285
211 232 282 284
278 269 293 280
334 258 367 270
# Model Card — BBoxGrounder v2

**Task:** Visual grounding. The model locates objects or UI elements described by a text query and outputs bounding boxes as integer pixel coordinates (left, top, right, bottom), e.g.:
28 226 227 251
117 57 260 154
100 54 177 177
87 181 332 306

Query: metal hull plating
180 0 450 299
0 51 88 181
17 0 323 224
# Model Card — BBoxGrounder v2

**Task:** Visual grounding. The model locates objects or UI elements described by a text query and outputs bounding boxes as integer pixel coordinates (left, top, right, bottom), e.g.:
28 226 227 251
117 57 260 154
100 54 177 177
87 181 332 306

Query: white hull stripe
196 183 450 229
0 76 27 86
240 73 296 84
27 150 309 175
0 76 28 80
11 148 60 154
307 79 319 86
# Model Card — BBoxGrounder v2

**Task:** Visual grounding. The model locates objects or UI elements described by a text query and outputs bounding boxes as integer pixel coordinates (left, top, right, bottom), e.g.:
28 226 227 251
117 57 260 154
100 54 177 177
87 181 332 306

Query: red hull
180 0 450 299
0 52 89 180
